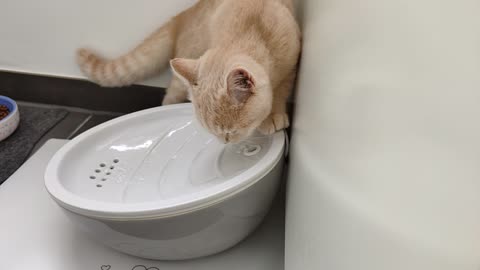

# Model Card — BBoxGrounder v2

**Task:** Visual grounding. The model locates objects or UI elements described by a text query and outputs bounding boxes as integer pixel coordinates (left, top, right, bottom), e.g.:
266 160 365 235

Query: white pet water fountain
44 103 285 260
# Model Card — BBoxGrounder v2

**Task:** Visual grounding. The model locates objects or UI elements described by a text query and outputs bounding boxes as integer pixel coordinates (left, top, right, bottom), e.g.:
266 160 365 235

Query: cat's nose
223 134 230 144
217 136 228 144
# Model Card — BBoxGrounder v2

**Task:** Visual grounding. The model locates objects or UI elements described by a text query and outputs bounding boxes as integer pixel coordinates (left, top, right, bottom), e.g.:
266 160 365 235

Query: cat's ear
170 58 198 86
227 68 255 104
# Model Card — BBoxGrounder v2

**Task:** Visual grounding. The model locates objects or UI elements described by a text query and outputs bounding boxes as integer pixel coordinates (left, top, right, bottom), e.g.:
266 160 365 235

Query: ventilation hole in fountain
101 178 107 181
96 184 102 188
90 176 96 180
100 163 106 167
113 159 119 163
106 172 111 175
95 169 101 173
110 166 115 170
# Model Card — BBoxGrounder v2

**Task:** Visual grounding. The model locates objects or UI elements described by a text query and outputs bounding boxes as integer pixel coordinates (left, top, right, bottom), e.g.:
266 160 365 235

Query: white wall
286 0 480 269
0 0 197 88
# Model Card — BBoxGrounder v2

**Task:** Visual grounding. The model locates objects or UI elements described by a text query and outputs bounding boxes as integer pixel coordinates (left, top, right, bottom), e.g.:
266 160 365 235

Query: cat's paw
258 113 290 135
162 93 186 105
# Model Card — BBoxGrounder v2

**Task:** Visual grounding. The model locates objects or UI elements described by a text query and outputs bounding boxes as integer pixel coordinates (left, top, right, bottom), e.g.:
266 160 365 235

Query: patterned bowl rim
0 95 18 124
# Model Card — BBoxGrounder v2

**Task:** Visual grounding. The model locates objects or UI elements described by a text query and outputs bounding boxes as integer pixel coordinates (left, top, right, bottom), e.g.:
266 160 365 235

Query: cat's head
170 50 272 143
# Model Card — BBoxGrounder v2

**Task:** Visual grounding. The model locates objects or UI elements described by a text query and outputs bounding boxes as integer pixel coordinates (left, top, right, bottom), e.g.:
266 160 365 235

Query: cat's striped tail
77 21 175 87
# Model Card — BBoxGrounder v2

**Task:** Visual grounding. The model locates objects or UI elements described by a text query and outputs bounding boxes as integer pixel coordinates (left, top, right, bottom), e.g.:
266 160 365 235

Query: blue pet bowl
0 96 20 141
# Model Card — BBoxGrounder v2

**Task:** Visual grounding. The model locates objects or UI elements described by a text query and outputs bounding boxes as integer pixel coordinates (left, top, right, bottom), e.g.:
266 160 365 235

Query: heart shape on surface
101 266 111 270
132 265 160 270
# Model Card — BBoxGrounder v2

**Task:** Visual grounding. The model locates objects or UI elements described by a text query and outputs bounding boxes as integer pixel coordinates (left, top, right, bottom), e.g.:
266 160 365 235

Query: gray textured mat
0 106 68 184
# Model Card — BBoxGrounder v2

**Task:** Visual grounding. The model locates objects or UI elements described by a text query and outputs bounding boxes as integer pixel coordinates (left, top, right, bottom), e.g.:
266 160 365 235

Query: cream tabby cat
77 0 301 143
